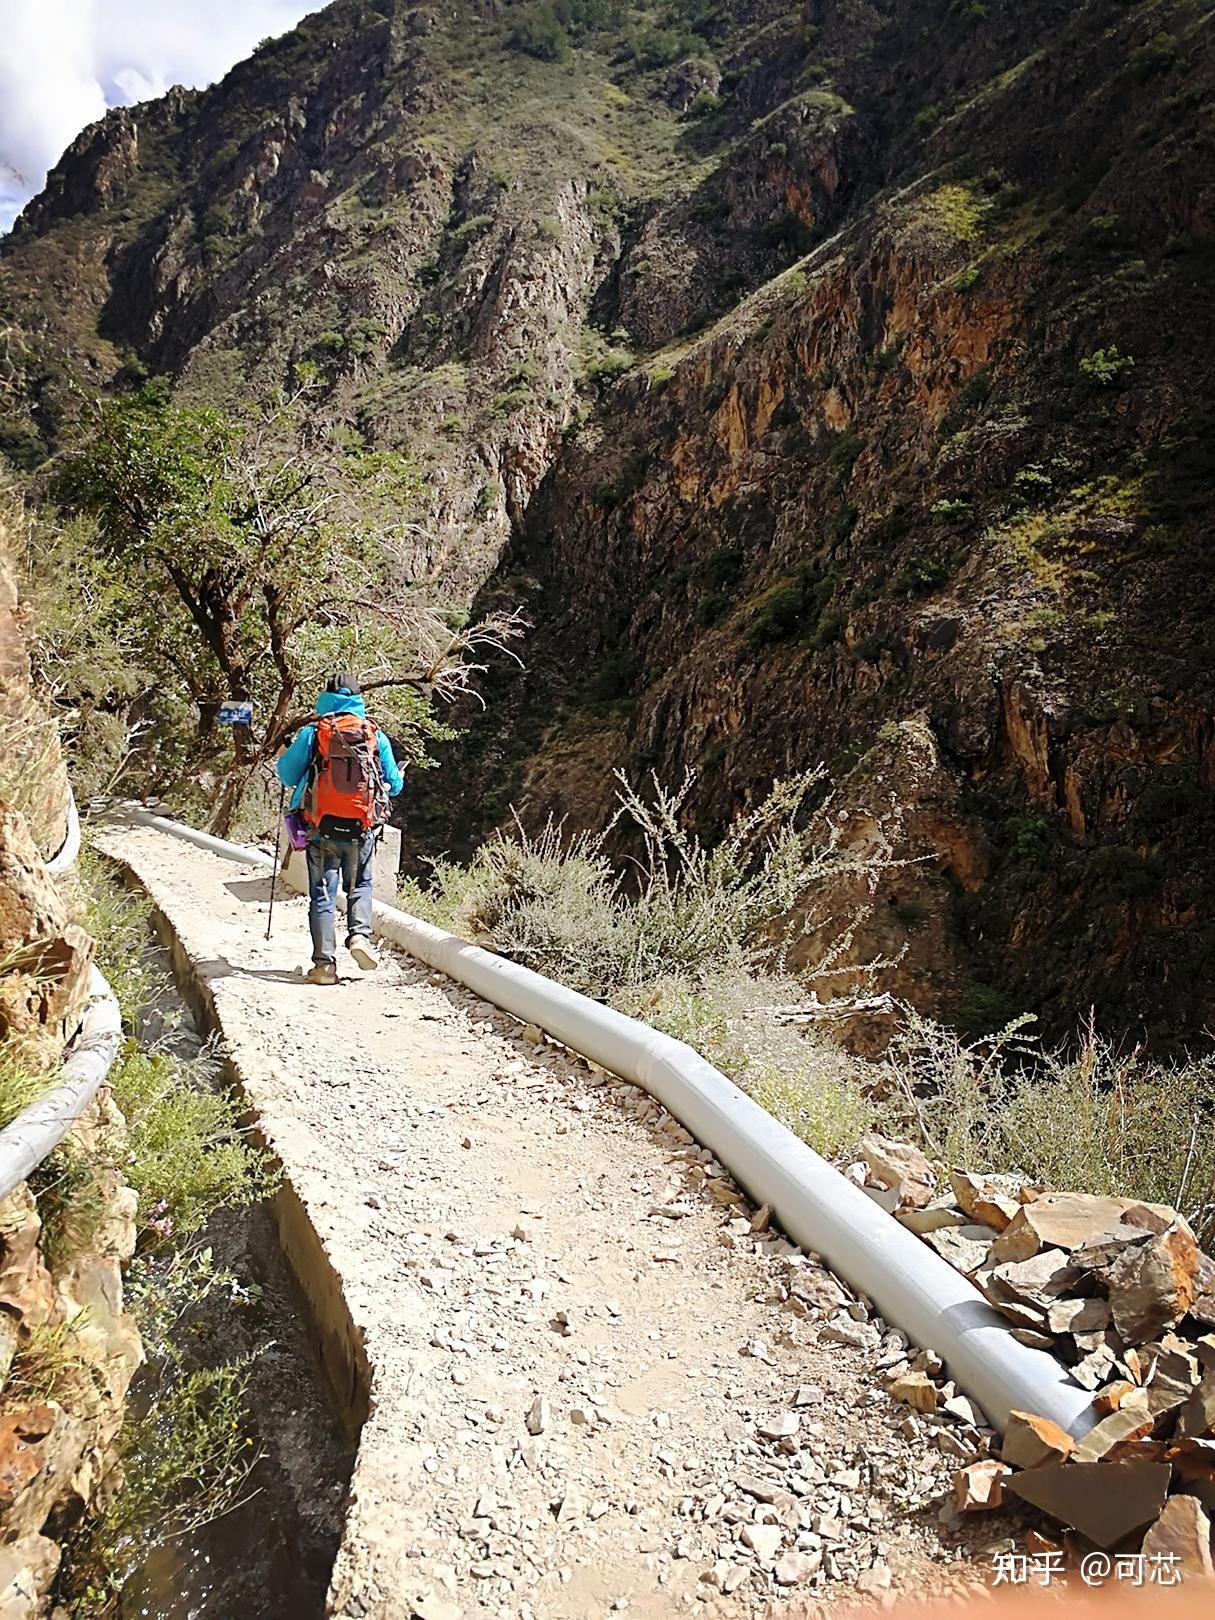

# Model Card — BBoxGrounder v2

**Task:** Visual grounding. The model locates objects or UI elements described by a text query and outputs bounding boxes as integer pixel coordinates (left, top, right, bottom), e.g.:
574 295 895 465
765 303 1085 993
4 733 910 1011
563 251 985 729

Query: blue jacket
276 691 405 812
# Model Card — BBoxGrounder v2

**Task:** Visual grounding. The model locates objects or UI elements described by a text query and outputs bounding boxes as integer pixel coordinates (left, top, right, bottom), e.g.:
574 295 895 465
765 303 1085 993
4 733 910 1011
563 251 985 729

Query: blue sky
0 0 318 232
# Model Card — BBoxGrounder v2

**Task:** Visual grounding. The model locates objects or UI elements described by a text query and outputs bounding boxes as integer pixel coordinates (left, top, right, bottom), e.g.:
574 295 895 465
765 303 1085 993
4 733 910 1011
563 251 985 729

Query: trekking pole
266 780 286 942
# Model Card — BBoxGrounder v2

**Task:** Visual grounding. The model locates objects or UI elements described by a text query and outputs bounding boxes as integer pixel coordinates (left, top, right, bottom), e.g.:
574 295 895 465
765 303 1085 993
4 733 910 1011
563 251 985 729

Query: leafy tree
53 385 522 832
507 3 570 61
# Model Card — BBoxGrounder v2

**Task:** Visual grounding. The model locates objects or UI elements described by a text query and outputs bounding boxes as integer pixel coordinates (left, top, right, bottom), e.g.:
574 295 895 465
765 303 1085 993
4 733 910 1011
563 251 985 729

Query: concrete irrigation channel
93 810 1077 1618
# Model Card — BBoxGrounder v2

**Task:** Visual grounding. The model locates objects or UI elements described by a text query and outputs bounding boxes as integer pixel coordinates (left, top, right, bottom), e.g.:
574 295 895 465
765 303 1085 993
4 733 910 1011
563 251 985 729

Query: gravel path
96 823 999 1620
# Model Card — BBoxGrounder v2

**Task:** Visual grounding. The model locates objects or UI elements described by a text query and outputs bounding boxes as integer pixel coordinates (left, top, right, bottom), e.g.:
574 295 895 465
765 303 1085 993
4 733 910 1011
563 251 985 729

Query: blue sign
218 701 254 725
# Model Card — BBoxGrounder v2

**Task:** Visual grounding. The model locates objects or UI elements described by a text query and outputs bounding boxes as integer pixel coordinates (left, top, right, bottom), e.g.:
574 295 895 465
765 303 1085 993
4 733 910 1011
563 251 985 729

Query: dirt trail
95 823 999 1620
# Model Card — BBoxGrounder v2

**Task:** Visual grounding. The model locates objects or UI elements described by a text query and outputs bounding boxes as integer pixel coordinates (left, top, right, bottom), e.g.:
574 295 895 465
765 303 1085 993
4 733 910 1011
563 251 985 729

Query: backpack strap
301 715 333 825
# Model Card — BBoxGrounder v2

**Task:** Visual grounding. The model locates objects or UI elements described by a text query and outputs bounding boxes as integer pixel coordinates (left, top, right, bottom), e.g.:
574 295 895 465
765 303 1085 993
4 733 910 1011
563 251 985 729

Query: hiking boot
306 962 338 986
349 938 379 972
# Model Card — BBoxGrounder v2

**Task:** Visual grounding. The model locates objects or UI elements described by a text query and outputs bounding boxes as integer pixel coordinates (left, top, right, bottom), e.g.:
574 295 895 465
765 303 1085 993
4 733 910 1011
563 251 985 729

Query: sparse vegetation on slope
31 853 279 1616
405 778 1215 1223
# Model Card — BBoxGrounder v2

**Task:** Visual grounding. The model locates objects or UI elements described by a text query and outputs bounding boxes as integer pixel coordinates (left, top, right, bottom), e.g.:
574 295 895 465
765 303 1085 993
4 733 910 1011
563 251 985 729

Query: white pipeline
0 965 123 1202
0 791 122 1200
119 806 1097 1439
44 790 81 876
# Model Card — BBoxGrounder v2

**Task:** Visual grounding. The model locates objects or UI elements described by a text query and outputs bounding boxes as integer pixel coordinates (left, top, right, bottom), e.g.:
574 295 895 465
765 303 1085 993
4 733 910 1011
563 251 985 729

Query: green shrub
1079 346 1135 388
590 452 648 512
583 346 634 382
1132 780 1205 830
702 542 744 590
759 210 821 255
1086 843 1159 899
474 480 501 517
199 203 235 239
943 367 992 429
492 385 537 415
689 90 725 117
0 1047 51 1131
1012 463 1053 500
109 1046 278 1245
830 503 857 540
827 430 865 484
78 853 169 1024
898 554 950 595
745 564 839 648
694 543 745 622
626 25 695 69
1004 814 1049 863
916 182 986 243
208 141 241 175
74 1358 260 1609
782 268 809 305
1081 212 1129 253
450 213 493 246
507 3 571 60
1127 31 1179 82
745 582 805 646
930 496 972 523
588 646 638 703
0 413 48 470
554 0 624 36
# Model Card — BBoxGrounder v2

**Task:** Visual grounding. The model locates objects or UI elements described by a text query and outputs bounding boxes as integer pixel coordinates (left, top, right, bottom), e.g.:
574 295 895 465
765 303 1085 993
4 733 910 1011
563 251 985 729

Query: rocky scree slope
3 0 1214 1044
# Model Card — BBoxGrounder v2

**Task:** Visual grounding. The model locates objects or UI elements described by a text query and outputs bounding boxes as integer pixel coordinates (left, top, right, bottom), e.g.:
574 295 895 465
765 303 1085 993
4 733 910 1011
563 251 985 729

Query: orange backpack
302 713 389 838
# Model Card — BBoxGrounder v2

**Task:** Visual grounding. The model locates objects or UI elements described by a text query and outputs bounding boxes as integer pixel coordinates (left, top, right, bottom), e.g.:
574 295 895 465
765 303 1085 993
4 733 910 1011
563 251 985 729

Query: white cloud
0 0 318 232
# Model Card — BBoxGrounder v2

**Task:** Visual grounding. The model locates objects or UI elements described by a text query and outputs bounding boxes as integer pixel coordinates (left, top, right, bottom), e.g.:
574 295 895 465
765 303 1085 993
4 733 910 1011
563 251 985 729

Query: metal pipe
0 965 123 1202
116 805 1097 1438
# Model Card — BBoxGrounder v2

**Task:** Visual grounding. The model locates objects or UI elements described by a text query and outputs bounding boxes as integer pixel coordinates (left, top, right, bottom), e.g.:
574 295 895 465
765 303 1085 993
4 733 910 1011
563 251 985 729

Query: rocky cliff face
0 514 141 1617
2 0 1213 1045
0 516 90 1058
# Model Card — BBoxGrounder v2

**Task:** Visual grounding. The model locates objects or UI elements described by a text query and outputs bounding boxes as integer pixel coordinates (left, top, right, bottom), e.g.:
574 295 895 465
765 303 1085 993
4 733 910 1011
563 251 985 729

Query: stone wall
0 512 142 1616
0 514 72 865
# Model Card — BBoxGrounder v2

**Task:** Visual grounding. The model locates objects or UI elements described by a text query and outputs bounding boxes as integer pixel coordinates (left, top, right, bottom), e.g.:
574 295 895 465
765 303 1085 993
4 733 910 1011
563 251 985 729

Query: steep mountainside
3 0 1214 1045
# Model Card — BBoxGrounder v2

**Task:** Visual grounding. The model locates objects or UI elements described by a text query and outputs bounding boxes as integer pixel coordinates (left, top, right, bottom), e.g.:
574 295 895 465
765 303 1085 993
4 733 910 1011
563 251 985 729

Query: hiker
276 674 405 985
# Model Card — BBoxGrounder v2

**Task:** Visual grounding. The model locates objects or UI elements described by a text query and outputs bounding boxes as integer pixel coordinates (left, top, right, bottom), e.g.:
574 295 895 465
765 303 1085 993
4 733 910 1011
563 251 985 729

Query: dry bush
403 770 897 1156
406 769 895 996
629 969 880 1160
881 1007 1215 1238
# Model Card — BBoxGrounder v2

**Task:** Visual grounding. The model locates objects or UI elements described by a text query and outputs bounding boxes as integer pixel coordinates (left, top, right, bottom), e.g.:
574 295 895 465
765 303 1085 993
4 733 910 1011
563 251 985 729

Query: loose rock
1007 1459 1172 1550
954 1460 1009 1512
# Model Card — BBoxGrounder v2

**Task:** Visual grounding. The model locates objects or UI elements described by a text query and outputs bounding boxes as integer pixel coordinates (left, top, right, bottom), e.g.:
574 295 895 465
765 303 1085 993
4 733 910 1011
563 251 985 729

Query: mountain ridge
3 0 1214 1045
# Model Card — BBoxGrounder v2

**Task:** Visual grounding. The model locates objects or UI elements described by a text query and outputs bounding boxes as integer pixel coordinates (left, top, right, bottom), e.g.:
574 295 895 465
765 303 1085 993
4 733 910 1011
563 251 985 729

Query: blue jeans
305 834 376 965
